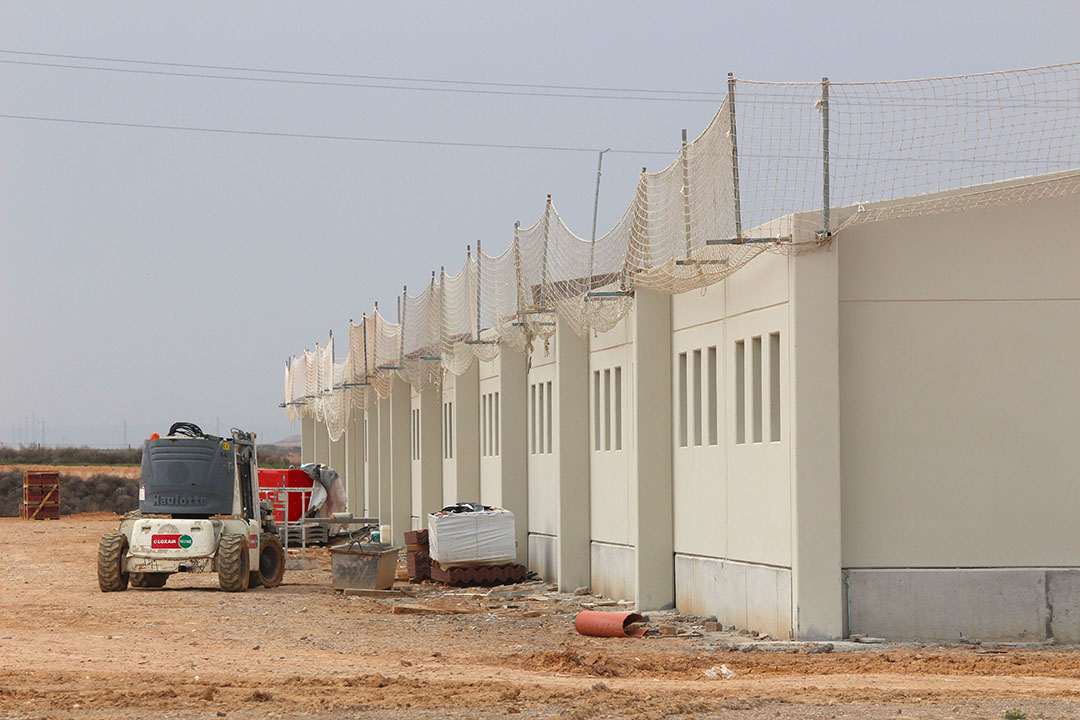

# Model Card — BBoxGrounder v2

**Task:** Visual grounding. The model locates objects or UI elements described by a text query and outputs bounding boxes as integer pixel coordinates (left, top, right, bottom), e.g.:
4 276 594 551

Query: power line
0 113 675 155
0 58 725 104
0 48 728 98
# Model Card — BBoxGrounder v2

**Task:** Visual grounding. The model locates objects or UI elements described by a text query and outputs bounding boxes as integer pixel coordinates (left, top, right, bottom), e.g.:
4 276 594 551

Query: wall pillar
418 384 443 528
314 420 330 467
300 416 316 464
633 290 675 611
446 362 480 503
377 395 392 528
789 242 843 639
389 377 412 546
556 321 591 592
498 346 528 565
330 431 346 478
345 413 364 515
364 405 379 519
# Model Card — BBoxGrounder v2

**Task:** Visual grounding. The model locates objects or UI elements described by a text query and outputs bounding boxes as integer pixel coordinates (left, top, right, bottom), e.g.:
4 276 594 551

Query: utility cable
0 58 724 104
0 112 675 155
0 48 728 98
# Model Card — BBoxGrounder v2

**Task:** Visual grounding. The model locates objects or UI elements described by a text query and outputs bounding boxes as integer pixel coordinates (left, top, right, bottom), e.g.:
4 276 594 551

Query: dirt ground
2 515 1079 720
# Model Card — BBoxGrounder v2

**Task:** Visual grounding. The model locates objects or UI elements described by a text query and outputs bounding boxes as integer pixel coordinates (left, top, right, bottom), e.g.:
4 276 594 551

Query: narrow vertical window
545 381 553 454
614 366 622 451
530 384 537 455
494 391 500 456
693 349 703 446
770 332 781 442
593 371 601 451
735 341 745 445
448 401 454 459
538 381 545 454
603 369 611 451
752 336 763 443
678 352 688 447
707 346 718 446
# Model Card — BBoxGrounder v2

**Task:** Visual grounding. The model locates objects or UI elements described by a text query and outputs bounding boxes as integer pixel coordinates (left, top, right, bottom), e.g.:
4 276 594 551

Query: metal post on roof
540 195 551 309
588 149 609 291
475 240 482 341
821 76 831 238
681 129 692 260
728 73 744 243
362 313 369 381
399 285 407 363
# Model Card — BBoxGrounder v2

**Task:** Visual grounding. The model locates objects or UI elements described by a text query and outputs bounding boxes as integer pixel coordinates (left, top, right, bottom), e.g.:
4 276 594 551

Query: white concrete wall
527 336 559 579
364 406 379 519
526 322 592 590
670 251 793 637
588 311 635 600
410 383 443 530
478 356 503 507
388 379 411 546
300 416 315 464
441 362 480 504
837 191 1080 641
313 419 330 467
479 347 528 564
839 193 1080 569
344 413 364 515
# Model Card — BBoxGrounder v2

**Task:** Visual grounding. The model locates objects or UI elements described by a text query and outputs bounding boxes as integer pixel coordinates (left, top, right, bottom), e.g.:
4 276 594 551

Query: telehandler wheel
217 534 250 592
256 533 286 588
97 532 129 592
131 572 169 588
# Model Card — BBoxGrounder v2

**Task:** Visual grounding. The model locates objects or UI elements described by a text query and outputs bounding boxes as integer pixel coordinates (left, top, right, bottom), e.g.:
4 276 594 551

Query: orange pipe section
573 610 647 638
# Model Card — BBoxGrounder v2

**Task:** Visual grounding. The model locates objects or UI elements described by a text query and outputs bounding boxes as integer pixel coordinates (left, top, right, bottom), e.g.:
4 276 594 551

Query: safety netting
285 64 1080 439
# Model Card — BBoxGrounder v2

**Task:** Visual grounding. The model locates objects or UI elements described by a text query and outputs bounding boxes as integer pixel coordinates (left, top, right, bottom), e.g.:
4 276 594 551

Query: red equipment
257 468 315 523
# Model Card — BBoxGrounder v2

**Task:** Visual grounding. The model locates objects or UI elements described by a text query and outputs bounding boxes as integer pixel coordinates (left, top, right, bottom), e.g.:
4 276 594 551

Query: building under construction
284 65 1080 642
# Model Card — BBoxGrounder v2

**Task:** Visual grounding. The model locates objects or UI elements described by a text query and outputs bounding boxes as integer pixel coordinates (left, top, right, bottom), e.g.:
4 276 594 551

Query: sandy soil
1 515 1079 720
0 464 141 479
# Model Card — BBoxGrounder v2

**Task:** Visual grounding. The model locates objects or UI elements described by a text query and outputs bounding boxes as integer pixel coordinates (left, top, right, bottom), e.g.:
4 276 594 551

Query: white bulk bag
428 508 516 567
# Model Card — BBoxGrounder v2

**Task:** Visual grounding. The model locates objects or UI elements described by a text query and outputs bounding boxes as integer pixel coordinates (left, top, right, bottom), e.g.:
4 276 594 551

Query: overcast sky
2 1 1078 447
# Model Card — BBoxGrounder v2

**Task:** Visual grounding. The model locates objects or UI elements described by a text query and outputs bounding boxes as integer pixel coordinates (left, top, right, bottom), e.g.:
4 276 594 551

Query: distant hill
272 434 301 448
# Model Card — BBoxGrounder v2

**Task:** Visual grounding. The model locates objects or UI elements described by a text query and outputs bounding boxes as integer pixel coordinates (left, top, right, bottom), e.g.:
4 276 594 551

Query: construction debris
573 611 648 638
704 664 736 680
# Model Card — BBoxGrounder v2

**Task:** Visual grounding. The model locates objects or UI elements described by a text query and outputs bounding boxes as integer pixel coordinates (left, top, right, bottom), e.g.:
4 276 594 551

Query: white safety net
285 64 1080 437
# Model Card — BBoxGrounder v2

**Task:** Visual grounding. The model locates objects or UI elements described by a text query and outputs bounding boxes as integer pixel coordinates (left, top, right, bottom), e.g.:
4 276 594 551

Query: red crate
257 468 314 523
22 471 60 520
24 471 60 486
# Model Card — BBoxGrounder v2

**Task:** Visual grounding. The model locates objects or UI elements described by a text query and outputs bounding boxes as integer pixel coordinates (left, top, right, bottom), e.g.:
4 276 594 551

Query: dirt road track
2 515 1079 719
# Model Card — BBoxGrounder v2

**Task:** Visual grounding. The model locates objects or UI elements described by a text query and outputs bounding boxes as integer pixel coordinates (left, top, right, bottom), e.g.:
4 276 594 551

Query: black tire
97 532 129 592
217 533 250 592
256 533 285 588
131 572 169 588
